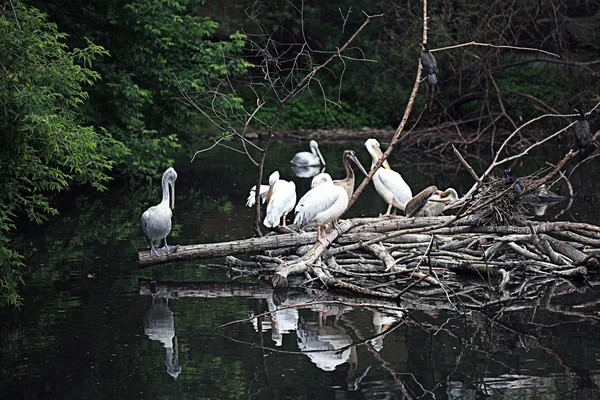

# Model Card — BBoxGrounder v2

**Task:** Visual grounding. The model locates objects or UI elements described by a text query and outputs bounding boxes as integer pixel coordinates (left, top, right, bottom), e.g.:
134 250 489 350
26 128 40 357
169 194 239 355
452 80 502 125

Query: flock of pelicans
141 138 458 257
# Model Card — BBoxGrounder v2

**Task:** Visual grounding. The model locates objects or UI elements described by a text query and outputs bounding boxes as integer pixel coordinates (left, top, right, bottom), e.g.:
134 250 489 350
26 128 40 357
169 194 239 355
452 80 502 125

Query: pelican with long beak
405 186 459 217
263 171 297 228
334 150 369 200
364 138 412 216
291 140 326 166
141 167 177 257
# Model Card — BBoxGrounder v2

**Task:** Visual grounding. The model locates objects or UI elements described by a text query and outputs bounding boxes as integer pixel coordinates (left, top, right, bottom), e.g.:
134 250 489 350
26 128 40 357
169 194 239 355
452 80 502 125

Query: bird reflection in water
144 293 182 379
251 295 299 346
296 305 353 372
370 309 405 352
291 164 325 178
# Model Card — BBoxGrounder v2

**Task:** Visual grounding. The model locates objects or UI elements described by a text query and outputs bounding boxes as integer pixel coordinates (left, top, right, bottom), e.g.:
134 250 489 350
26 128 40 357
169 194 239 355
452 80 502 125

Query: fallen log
138 231 318 268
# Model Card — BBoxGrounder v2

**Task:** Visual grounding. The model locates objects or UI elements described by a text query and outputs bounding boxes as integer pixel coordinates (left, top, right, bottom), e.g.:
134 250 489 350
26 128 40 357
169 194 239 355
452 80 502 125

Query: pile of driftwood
138 189 600 310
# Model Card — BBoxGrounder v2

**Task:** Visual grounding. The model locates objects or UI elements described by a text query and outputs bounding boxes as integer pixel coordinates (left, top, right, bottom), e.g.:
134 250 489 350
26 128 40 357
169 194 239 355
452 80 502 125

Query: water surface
2 140 600 399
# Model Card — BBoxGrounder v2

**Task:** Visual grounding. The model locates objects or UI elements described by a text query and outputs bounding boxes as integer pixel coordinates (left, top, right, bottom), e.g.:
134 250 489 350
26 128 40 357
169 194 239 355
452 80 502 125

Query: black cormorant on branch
420 43 438 85
574 106 591 151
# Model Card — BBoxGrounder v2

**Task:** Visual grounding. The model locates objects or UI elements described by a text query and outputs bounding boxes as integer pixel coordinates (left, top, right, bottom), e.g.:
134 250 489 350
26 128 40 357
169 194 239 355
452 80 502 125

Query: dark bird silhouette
574 106 591 151
503 169 523 196
420 43 438 85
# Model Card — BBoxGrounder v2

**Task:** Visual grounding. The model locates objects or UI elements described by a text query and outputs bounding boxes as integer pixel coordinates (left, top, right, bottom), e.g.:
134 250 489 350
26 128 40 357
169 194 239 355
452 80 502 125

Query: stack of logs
138 210 600 309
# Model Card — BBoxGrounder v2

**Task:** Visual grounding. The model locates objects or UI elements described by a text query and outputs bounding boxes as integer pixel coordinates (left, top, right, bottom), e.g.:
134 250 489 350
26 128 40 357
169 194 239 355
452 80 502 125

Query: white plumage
364 138 412 216
246 184 270 207
293 181 348 241
141 167 177 257
290 140 326 166
263 172 297 228
311 172 332 188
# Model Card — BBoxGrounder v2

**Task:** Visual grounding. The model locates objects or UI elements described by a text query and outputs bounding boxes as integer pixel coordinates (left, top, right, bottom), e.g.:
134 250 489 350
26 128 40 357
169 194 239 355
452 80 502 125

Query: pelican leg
318 225 332 247
150 243 161 257
161 237 174 254
384 203 393 216
391 207 397 216
281 214 287 227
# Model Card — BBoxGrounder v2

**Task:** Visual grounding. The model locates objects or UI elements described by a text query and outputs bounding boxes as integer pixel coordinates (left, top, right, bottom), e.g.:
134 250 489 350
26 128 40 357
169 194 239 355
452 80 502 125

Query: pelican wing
293 183 342 227
246 184 270 207
378 169 412 206
264 180 297 227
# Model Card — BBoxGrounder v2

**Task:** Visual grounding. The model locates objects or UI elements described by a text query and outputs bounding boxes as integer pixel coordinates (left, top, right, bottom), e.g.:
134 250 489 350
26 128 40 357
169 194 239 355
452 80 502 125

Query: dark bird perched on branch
503 169 523 196
420 43 438 85
573 106 591 151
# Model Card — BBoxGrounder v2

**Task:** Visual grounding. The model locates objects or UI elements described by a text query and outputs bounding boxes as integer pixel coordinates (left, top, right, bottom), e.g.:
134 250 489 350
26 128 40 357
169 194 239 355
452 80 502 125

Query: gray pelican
311 172 332 188
405 186 459 217
293 180 348 243
334 150 369 200
263 171 297 228
291 140 326 166
141 167 177 257
364 138 412 216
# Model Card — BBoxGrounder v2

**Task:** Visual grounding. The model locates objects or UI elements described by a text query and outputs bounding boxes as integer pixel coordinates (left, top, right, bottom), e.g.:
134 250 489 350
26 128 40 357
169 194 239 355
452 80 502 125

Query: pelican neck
161 176 170 204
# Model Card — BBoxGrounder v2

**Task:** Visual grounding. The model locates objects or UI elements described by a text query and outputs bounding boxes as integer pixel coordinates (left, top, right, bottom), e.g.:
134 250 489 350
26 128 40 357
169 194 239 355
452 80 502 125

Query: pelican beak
170 181 176 208
428 190 446 203
374 146 391 169
376 148 392 169
265 184 274 206
349 153 369 177
316 147 326 166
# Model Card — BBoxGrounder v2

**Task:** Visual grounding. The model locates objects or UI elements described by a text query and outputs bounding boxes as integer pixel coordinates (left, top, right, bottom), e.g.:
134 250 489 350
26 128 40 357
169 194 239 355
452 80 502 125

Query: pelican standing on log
141 167 177 257
293 180 348 244
291 140 326 166
405 186 459 217
364 138 412 216
263 171 297 228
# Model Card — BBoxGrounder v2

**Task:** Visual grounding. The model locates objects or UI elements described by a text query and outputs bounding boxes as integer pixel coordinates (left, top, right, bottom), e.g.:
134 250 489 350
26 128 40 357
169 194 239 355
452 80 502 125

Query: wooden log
553 266 588 278
139 279 277 298
138 231 318 268
272 220 357 289
348 216 467 233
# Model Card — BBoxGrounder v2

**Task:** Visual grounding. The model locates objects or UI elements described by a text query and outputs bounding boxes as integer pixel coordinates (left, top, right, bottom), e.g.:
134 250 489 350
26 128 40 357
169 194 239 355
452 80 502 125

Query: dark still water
2 139 600 399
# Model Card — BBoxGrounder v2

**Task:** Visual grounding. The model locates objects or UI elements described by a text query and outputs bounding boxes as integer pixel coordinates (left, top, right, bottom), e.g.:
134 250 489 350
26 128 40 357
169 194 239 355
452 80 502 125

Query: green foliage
0 2 127 307
259 98 388 130
30 0 249 177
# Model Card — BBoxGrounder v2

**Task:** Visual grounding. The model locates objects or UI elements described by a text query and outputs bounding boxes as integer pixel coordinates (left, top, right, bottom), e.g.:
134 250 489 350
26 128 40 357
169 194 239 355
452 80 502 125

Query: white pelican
311 172 332 188
293 180 348 243
141 167 177 257
263 171 297 228
290 140 326 166
364 138 412 216
405 186 459 217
